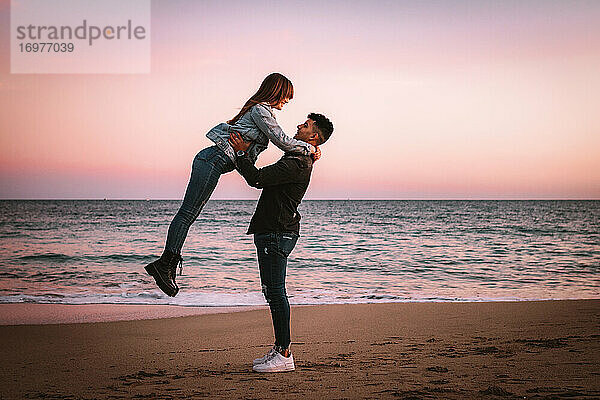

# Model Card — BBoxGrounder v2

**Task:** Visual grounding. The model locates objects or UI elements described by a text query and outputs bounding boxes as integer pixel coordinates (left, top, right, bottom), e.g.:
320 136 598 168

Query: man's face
295 119 319 143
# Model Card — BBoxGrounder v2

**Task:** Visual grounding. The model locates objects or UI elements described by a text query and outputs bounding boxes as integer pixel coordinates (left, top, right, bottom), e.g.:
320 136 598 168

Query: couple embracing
144 73 334 372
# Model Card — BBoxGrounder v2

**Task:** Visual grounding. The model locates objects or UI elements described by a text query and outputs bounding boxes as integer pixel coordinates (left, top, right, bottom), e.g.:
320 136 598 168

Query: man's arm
229 131 300 189
236 155 299 189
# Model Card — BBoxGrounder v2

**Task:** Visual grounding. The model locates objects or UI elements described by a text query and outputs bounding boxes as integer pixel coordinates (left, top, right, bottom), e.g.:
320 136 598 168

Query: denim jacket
206 103 315 165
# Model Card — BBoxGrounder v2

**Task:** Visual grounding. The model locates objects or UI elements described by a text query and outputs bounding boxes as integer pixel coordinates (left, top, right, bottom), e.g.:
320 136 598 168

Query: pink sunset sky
0 0 599 199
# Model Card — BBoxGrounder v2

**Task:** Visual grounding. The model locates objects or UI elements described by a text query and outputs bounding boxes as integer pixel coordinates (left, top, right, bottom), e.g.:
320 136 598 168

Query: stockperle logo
10 0 151 74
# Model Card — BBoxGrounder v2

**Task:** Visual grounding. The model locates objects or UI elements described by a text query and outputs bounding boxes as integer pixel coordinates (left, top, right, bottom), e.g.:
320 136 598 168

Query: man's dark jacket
235 151 313 235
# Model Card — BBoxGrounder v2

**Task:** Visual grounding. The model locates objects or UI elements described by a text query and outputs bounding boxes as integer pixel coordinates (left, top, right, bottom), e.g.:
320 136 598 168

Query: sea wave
2 200 599 305
0 289 589 307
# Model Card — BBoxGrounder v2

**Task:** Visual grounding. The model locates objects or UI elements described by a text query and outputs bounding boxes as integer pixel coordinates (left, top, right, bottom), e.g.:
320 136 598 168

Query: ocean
1 200 598 306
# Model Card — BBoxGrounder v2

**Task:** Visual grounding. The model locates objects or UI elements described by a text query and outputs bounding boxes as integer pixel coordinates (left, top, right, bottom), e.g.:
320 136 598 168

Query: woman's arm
250 104 315 155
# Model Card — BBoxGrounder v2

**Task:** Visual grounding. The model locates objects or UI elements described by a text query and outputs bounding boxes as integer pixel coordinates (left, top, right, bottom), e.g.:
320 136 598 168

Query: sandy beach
1 300 598 399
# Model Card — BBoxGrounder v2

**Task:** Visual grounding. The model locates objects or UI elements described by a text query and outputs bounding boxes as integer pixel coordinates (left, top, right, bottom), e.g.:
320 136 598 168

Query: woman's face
272 97 290 110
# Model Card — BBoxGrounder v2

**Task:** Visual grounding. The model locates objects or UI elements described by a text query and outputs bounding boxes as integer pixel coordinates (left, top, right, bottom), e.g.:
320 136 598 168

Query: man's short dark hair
308 113 334 145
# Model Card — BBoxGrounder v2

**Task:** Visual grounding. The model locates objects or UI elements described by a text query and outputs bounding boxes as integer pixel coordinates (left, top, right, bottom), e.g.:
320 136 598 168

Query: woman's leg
165 146 233 255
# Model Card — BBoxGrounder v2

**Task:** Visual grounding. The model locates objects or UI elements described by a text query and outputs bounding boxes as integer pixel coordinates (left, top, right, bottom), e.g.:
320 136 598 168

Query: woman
145 73 317 297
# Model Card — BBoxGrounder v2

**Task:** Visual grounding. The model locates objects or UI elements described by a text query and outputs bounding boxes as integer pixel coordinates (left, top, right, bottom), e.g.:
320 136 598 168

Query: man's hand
229 131 251 153
311 146 321 162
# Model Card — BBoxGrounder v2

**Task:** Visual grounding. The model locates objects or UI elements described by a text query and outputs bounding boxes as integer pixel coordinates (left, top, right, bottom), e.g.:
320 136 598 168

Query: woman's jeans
165 146 234 254
254 232 299 349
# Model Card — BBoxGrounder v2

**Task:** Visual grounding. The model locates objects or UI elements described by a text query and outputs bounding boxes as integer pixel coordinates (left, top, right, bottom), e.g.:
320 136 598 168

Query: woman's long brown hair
227 73 294 125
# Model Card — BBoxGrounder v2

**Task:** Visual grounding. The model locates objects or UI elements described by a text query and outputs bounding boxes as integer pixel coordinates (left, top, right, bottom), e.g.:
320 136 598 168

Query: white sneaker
253 351 295 373
253 346 278 366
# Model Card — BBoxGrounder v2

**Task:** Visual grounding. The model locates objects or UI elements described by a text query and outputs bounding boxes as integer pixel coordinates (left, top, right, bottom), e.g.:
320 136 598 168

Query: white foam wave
0 289 580 307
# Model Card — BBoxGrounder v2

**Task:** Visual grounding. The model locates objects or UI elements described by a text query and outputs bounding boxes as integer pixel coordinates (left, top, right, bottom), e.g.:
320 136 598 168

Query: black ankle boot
144 250 183 297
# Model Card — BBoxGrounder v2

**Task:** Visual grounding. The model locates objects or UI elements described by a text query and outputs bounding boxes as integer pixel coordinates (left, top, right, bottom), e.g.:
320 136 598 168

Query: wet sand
1 300 599 399
0 303 260 325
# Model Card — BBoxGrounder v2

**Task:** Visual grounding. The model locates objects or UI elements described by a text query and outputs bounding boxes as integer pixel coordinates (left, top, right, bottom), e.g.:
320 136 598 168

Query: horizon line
1 198 599 201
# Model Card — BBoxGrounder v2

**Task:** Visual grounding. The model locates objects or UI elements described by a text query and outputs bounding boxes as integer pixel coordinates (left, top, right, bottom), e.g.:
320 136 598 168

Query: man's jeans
254 232 299 349
165 146 234 254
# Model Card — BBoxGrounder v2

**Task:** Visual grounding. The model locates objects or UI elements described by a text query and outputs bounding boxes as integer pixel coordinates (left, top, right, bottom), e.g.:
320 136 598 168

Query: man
228 113 334 373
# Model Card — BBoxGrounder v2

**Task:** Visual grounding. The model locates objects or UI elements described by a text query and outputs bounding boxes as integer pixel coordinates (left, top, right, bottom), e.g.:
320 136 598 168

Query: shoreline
1 300 598 399
2 298 599 326
0 303 262 326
